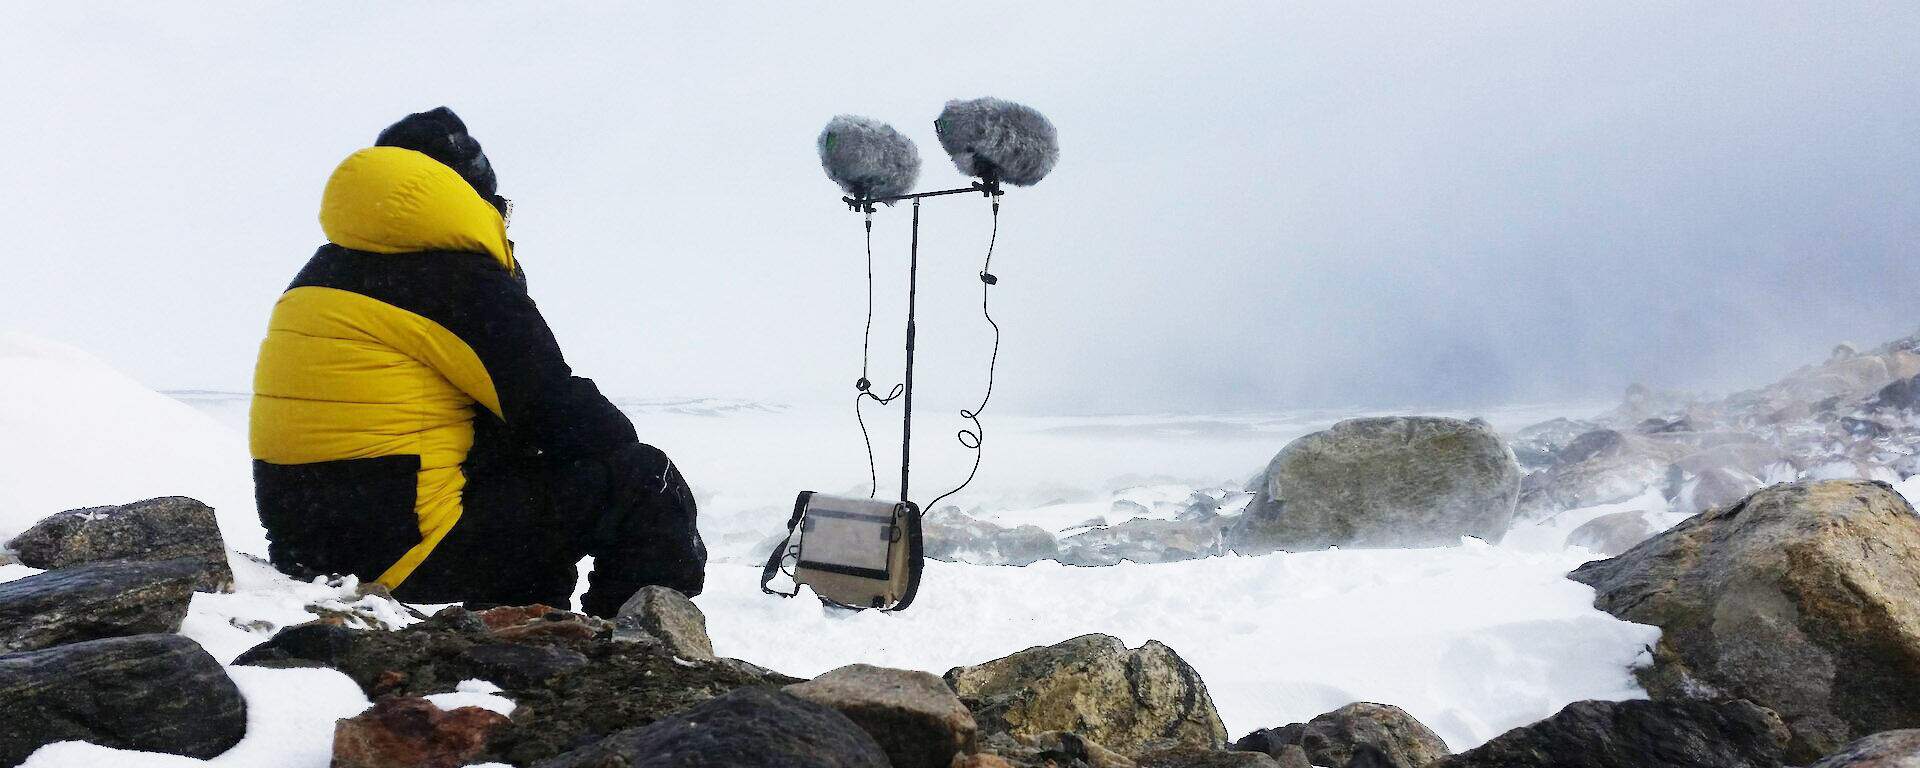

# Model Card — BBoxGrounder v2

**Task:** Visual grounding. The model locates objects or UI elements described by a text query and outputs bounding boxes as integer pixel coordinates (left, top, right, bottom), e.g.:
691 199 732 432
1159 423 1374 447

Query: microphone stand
843 180 1003 506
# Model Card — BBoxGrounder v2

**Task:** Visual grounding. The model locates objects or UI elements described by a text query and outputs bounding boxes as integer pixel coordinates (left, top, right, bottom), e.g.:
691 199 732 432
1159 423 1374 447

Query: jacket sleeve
423 255 637 459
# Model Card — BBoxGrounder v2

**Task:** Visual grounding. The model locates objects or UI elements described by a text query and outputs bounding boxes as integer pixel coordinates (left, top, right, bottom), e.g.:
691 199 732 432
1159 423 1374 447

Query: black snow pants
394 442 707 618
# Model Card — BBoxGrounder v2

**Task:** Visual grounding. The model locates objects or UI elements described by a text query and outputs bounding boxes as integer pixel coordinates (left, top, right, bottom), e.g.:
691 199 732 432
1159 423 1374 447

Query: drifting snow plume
818 115 921 200
934 97 1059 187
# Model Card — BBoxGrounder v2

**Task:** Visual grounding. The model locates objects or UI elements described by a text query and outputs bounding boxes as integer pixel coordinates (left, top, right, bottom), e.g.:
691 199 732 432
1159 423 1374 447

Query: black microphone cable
927 190 1003 513
854 208 904 498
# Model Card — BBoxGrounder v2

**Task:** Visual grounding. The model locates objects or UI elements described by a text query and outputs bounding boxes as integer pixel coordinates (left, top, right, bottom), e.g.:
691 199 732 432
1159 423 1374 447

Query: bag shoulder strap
759 491 813 597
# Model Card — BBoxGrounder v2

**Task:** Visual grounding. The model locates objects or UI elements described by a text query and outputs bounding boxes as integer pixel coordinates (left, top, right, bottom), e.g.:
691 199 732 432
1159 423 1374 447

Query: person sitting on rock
249 106 704 617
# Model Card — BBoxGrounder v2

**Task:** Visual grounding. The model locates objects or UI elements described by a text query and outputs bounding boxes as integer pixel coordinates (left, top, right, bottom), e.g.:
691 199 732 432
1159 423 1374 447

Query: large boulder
1569 480 1920 762
0 634 247 765
786 664 977 768
332 696 511 768
6 496 232 592
530 686 891 768
1427 699 1789 768
1805 730 1920 767
0 558 199 652
1232 702 1450 768
944 633 1227 755
1227 417 1520 553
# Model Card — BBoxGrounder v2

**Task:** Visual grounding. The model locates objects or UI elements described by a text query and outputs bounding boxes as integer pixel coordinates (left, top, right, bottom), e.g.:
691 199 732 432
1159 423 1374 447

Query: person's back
250 107 704 616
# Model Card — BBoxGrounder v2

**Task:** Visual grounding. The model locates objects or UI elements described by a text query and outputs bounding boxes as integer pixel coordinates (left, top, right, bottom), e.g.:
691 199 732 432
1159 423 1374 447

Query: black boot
578 443 707 618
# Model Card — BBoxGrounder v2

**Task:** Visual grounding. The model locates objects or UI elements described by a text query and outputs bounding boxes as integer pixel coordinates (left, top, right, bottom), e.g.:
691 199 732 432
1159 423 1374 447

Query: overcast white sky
4 3 1917 416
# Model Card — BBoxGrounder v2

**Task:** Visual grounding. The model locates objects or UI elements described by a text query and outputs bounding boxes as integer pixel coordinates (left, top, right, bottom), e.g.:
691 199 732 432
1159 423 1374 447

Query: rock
614 585 715 660
1136 746 1282 767
1232 702 1449 768
1427 699 1788 768
1874 375 1920 413
1805 730 1920 767
925 507 1061 566
1568 480 1920 762
233 605 797 765
1676 467 1766 516
6 496 232 593
1640 416 1695 434
1508 418 1597 470
944 633 1227 755
459 643 589 689
954 755 1021 768
994 524 1064 564
473 604 613 644
0 634 247 765
530 686 891 768
1563 511 1654 557
0 558 199 652
1058 517 1229 566
1841 417 1894 439
1270 745 1312 768
1673 443 1790 479
1517 429 1679 518
785 663 976 768
1012 731 1138 767
332 696 510 768
1227 417 1521 553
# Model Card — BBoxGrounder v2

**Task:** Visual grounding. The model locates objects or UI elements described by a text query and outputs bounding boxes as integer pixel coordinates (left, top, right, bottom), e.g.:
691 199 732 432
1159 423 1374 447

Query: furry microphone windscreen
934 98 1059 187
818 116 922 200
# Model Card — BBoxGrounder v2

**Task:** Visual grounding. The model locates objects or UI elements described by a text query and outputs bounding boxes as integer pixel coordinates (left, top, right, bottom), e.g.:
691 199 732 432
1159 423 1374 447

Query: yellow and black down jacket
251 147 635 590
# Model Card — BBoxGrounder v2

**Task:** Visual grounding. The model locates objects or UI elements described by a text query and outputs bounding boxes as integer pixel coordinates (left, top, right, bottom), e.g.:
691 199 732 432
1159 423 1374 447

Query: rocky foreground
5 471 1920 767
10 335 1920 766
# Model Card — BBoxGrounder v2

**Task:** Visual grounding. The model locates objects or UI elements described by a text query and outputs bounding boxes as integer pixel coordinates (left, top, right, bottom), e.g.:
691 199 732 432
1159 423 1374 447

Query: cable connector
980 272 998 285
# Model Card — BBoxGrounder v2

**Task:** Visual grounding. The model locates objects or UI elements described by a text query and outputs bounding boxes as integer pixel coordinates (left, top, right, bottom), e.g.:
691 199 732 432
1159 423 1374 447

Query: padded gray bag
760 491 923 611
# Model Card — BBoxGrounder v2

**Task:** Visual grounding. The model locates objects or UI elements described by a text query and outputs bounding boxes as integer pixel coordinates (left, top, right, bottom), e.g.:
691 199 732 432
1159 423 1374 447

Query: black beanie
375 106 500 203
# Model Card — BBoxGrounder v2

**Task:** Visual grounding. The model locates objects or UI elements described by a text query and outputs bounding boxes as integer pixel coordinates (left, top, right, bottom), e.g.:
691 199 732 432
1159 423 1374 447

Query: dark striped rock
0 558 199 652
1427 699 1788 768
0 634 246 765
7 496 232 592
532 686 889 768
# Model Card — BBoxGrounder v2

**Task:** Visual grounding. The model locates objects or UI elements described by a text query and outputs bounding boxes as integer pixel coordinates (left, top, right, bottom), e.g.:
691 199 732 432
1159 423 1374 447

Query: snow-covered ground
0 332 1742 765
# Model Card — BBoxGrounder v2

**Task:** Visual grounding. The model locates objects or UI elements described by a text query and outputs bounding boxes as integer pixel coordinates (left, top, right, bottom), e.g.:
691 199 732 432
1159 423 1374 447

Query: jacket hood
320 147 514 271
